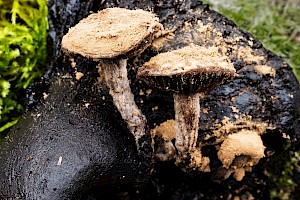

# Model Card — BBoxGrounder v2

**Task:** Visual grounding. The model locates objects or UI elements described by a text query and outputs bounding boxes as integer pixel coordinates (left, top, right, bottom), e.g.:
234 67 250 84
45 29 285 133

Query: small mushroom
61 8 163 145
137 44 236 162
217 130 265 181
217 130 265 168
151 120 176 161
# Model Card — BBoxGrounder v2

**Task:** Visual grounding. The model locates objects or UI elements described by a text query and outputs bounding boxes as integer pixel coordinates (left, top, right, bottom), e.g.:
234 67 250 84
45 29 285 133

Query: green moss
267 141 300 199
0 0 48 136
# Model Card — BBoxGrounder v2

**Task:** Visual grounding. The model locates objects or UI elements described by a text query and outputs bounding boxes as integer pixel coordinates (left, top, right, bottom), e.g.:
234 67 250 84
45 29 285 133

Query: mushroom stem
101 59 147 142
173 93 200 157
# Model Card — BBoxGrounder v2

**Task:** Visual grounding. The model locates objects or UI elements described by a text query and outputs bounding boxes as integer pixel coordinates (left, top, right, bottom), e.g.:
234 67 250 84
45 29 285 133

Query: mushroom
217 130 265 181
61 8 163 145
151 120 176 161
137 44 236 162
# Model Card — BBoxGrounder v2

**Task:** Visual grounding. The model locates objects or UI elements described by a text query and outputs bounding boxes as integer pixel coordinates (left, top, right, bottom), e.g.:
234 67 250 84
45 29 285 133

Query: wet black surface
0 76 141 199
0 0 299 199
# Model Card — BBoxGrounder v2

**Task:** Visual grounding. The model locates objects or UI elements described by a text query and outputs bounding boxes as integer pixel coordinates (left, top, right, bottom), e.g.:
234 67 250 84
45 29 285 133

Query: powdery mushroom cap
151 119 176 141
217 130 265 169
137 45 236 94
61 8 162 60
151 120 176 162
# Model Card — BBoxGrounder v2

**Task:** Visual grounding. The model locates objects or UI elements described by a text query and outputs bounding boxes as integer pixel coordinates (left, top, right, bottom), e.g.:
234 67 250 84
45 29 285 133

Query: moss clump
268 141 300 200
0 0 48 136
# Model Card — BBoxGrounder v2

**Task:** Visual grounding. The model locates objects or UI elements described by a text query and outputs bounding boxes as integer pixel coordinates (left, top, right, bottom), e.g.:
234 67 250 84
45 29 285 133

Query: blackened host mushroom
137 44 236 166
61 8 163 146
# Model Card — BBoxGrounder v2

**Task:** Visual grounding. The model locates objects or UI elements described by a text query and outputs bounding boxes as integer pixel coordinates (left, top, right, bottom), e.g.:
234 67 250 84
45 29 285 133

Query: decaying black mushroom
61 8 163 145
137 44 236 167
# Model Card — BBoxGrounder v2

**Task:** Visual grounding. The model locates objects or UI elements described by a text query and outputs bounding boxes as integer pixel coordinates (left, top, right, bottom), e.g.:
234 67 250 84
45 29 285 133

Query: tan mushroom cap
61 8 162 60
137 45 236 94
217 130 266 169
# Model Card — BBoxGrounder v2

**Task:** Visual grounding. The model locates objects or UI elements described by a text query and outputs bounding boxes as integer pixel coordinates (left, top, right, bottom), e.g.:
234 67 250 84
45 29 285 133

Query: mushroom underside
138 71 234 94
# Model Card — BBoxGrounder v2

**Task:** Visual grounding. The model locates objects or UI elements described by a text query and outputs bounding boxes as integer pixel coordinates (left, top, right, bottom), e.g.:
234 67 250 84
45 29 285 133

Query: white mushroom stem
173 93 200 157
101 59 147 143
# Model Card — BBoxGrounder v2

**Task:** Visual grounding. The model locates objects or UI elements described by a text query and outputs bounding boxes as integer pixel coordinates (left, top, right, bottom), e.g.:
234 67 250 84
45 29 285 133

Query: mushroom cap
61 8 162 60
152 120 176 141
137 45 236 94
217 130 265 169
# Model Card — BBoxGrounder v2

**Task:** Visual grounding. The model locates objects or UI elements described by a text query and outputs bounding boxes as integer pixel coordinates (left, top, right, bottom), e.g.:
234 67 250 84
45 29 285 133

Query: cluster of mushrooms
61 8 265 178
